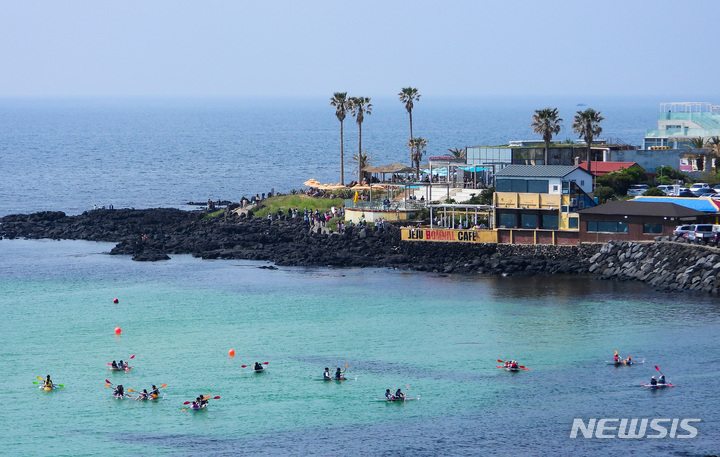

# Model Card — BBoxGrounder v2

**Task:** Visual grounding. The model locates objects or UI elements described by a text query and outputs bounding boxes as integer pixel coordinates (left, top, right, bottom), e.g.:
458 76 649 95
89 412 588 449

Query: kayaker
138 389 149 400
334 367 346 380
254 362 263 371
394 388 405 401
625 356 632 365
111 360 118 369
150 385 159 398
658 375 667 385
114 385 125 397
119 360 125 370
385 389 394 401
613 353 620 362
650 376 657 386
199 394 208 406
510 361 518 369
44 375 53 388
323 368 331 380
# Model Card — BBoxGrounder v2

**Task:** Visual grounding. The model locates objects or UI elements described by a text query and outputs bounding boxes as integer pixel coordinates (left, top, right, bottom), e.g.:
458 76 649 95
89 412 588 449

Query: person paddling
114 385 125 397
150 385 159 398
323 368 331 380
118 360 125 370
658 374 667 385
138 389 149 400
111 360 118 369
43 375 53 388
334 367 346 380
385 389 394 401
394 388 405 401
625 356 632 365
650 376 658 386
199 394 208 406
254 362 263 371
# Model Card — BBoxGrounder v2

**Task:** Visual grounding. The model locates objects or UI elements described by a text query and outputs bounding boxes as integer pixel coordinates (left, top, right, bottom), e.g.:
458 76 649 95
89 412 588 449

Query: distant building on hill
643 102 720 149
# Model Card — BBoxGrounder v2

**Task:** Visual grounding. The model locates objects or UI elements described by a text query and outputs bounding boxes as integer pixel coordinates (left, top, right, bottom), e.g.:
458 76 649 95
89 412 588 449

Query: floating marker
228 349 235 357
114 327 122 334
113 298 119 304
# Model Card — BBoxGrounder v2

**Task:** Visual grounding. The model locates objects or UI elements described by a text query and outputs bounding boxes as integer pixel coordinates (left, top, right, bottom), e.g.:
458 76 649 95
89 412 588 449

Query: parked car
685 224 720 244
657 184 682 196
627 184 650 197
678 189 696 197
673 224 695 240
713 185 720 191
693 188 717 197
688 183 710 192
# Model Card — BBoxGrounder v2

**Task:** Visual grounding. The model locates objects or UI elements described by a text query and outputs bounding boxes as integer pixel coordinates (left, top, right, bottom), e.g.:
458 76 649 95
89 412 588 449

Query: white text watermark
570 418 700 439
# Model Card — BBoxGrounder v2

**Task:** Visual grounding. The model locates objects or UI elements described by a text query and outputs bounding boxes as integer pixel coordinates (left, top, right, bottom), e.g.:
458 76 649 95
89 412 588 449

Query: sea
1 96 719 456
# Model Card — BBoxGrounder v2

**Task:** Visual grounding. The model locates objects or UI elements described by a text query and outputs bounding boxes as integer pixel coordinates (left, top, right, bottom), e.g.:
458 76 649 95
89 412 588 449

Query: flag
353 191 359 203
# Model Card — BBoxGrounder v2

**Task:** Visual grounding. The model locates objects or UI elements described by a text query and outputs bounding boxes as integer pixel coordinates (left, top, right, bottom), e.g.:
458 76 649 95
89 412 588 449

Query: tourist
323 368 331 380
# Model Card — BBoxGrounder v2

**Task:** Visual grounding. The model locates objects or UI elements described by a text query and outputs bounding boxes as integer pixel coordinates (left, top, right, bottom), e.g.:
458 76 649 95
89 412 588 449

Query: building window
521 214 537 229
587 220 629 233
542 214 559 230
527 180 549 193
568 217 579 229
552 185 559 192
499 213 516 228
643 223 663 234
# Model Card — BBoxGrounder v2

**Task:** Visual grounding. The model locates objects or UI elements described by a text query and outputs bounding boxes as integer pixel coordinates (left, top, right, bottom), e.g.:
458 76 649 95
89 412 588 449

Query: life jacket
323 371 331 379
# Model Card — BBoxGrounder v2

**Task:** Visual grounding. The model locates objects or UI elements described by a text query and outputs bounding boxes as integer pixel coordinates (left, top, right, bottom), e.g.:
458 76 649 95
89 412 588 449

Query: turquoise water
2 239 719 456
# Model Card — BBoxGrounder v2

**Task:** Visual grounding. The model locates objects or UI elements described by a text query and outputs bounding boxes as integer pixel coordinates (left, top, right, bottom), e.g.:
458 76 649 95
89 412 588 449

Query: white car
627 184 650 197
689 183 710 193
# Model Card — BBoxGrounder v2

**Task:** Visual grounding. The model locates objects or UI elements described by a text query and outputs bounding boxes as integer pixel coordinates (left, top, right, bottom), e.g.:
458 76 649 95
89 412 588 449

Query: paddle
404 384 409 402
241 362 269 368
36 376 63 387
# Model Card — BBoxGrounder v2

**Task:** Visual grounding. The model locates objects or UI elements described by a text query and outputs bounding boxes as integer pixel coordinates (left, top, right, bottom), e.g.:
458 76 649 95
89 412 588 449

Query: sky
1 0 719 98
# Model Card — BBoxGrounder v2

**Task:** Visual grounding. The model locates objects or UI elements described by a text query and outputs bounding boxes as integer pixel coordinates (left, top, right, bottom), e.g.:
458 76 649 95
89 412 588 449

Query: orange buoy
114 327 122 334
113 298 119 304
228 349 235 357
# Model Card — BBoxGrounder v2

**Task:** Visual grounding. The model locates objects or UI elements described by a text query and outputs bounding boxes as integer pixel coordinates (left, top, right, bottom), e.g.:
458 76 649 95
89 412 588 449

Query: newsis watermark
570 418 700 439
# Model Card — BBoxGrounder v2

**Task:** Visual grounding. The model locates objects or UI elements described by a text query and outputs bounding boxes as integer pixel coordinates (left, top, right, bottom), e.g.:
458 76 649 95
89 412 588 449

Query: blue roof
633 196 720 212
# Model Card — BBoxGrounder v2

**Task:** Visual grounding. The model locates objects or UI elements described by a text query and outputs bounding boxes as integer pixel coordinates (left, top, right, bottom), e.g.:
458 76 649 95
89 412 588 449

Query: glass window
587 220 629 233
521 214 537 229
568 217 578 229
499 213 516 228
542 214 559 230
527 180 549 193
643 223 663 234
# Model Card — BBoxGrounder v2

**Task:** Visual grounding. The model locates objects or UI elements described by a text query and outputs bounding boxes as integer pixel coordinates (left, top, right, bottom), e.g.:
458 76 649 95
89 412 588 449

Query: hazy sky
1 1 718 98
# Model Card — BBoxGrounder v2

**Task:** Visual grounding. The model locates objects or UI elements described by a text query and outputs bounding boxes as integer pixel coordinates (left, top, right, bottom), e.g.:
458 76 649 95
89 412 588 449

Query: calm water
2 98 720 455
1 239 719 456
0 96 659 217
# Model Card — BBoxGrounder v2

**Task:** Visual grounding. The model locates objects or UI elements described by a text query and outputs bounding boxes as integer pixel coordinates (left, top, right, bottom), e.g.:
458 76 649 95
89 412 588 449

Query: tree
348 97 373 181
399 87 421 166
688 137 707 149
408 137 428 179
447 147 466 159
348 150 376 183
572 108 604 168
330 92 349 185
531 108 563 165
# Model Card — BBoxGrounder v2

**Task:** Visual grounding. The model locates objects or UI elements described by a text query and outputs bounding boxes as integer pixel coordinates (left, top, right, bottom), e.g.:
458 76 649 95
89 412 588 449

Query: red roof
578 161 642 176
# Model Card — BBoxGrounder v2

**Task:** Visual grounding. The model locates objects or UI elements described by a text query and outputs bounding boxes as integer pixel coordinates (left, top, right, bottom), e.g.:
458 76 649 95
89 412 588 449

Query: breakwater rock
588 240 720 294
0 208 598 276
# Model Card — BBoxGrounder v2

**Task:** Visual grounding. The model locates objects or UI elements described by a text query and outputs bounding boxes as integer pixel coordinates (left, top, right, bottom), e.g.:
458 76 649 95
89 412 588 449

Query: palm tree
348 97 372 180
330 92 349 185
447 147 466 159
572 108 604 170
531 108 563 165
687 137 708 149
687 137 709 171
349 150 376 183
408 137 428 179
708 136 720 172
399 87 421 166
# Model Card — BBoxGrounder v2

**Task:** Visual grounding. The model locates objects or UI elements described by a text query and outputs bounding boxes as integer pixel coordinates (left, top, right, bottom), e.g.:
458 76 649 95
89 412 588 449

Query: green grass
251 195 345 218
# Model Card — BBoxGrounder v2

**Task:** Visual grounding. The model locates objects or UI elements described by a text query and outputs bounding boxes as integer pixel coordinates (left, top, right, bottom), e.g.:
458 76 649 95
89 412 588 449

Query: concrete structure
644 102 720 149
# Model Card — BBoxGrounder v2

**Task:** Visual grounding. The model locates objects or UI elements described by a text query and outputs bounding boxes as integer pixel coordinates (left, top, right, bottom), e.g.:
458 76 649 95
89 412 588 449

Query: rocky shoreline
1 208 717 294
0 208 595 274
